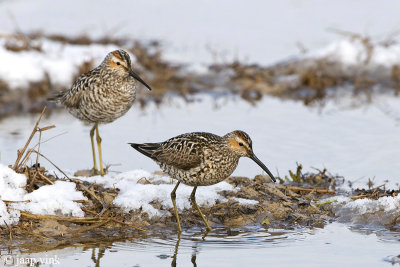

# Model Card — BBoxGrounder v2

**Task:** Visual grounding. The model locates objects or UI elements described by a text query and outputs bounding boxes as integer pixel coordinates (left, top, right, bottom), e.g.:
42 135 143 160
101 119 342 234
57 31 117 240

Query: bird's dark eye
238 142 244 146
116 62 121 65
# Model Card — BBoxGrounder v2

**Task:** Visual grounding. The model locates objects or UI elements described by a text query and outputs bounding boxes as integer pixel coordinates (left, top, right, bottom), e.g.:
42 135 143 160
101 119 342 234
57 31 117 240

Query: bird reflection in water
171 231 209 267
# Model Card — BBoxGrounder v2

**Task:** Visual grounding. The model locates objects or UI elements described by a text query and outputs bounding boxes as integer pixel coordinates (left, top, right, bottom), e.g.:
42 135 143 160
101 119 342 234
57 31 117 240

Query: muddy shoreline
1 32 400 119
1 160 398 254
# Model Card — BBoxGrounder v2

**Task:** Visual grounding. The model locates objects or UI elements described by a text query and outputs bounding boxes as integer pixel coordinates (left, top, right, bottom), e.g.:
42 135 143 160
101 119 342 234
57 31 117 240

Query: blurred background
1 0 400 187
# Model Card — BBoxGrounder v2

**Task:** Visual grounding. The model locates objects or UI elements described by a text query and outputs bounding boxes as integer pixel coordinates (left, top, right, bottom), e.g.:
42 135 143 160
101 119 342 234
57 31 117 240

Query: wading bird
51 50 151 175
130 130 276 231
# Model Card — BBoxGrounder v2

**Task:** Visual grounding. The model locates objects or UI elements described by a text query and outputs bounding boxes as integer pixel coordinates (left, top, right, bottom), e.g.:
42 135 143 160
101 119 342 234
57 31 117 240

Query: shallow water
1 95 400 265
2 223 399 266
1 94 399 189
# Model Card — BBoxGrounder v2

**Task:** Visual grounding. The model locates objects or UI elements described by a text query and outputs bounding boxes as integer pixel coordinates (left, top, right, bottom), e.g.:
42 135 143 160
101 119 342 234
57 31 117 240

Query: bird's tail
129 143 161 159
47 92 64 102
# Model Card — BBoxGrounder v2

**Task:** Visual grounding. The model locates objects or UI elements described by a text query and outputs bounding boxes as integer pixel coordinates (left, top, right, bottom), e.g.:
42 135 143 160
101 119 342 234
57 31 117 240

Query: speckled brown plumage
130 130 276 231
51 49 151 175
54 49 150 124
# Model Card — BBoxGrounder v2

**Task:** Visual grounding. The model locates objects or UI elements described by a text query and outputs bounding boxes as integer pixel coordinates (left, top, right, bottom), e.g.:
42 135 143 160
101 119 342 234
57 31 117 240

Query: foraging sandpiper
129 130 276 232
51 49 151 175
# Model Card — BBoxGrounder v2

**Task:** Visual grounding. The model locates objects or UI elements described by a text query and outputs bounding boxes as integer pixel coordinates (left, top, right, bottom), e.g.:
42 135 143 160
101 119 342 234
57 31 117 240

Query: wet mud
3 161 397 253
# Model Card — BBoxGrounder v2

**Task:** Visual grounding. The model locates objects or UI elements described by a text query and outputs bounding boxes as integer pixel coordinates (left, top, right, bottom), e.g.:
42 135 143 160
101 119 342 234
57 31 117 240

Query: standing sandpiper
52 49 151 175
129 130 276 232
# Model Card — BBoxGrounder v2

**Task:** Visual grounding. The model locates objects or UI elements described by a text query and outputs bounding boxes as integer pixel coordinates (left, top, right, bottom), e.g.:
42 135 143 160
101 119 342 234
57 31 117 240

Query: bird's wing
130 136 207 171
58 69 101 108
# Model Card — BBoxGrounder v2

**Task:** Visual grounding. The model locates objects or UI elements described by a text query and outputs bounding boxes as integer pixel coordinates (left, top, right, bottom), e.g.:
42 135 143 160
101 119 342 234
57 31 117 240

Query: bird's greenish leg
190 186 211 231
90 124 99 173
171 181 182 232
95 123 105 176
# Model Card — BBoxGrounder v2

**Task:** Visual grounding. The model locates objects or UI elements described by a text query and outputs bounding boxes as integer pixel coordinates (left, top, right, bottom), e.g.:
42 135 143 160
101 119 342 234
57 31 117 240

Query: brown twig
264 185 290 201
18 126 56 170
29 150 69 178
39 125 56 132
285 186 335 194
70 220 110 234
81 208 148 232
73 200 90 204
13 107 46 171
18 148 33 170
3 221 12 241
37 171 54 185
306 188 317 199
371 184 385 196
3 200 31 204
350 194 367 200
388 213 400 230
18 227 49 239
26 150 108 212
20 211 105 223
70 180 104 207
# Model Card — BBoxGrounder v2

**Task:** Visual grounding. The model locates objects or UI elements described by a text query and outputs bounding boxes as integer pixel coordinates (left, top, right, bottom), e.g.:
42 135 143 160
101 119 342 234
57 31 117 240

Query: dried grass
1 30 399 118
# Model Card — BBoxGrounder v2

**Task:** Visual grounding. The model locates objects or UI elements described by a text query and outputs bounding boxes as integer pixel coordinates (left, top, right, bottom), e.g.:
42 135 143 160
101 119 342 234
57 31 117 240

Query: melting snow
1 161 399 228
79 170 240 218
0 38 118 88
14 181 86 217
1 35 400 91
0 164 26 225
323 195 400 227
312 38 400 68
0 164 86 225
0 164 256 225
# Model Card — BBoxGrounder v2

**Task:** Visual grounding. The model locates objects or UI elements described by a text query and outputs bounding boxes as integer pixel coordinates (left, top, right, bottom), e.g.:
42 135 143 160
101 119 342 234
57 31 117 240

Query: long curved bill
129 70 152 91
250 153 276 182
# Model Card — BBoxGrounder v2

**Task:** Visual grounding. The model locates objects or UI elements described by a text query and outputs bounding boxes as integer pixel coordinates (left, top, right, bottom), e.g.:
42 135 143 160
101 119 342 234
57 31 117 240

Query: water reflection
171 232 181 267
2 223 399 266
171 231 210 267
90 246 106 267
111 226 292 266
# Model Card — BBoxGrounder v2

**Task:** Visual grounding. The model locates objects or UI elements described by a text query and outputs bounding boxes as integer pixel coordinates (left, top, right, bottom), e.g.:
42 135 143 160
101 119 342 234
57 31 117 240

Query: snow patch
79 170 237 218
0 200 20 226
0 164 26 201
15 181 87 217
0 38 118 88
325 195 400 226
312 39 400 68
0 164 26 225
0 164 87 225
230 197 258 206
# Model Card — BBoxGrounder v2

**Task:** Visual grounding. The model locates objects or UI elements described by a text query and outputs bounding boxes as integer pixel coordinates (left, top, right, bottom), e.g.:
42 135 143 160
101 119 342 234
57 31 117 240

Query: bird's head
225 130 276 182
226 130 253 157
105 49 152 90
